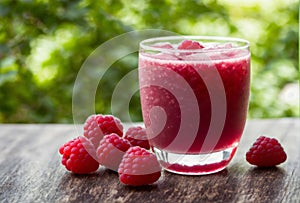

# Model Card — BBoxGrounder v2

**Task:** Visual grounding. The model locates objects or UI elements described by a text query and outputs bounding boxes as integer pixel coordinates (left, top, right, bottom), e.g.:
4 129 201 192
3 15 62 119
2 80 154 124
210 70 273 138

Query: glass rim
140 36 250 53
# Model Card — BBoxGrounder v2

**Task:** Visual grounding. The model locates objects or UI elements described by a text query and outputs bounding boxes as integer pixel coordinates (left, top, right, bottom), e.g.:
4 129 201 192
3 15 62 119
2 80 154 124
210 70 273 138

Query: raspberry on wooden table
59 137 99 174
118 146 162 186
124 126 150 150
83 114 123 149
96 133 131 171
246 136 287 167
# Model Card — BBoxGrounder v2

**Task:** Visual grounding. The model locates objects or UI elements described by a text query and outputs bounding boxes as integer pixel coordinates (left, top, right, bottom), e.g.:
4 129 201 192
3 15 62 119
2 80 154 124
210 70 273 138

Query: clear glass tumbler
138 36 250 175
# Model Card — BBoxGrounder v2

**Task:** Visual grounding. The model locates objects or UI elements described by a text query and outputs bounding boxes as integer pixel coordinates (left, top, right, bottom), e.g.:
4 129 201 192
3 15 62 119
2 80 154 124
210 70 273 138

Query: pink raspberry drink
139 36 250 175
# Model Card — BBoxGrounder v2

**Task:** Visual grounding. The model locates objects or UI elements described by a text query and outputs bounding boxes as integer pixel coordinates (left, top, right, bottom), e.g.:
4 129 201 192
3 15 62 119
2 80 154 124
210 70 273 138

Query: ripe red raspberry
59 137 99 174
246 136 287 167
178 39 204 50
96 133 131 171
124 126 150 150
83 114 123 148
118 146 161 186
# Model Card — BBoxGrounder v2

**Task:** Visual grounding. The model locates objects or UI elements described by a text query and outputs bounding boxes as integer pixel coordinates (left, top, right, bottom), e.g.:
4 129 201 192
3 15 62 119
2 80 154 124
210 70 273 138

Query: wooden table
0 119 299 203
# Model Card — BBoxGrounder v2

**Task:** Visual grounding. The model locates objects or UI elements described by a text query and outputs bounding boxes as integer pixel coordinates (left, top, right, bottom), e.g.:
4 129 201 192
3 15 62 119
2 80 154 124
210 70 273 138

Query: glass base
153 145 237 175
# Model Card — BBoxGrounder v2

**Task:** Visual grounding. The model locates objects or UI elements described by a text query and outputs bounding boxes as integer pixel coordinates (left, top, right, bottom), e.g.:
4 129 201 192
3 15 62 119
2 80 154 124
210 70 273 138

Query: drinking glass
138 36 250 175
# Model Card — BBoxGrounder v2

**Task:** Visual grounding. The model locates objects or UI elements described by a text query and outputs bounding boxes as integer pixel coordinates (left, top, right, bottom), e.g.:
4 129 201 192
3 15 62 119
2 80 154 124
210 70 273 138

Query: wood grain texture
0 119 299 203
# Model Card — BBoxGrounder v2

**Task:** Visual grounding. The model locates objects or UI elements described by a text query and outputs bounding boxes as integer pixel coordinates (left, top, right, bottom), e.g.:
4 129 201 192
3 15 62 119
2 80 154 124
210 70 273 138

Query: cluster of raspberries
59 114 287 186
59 114 161 186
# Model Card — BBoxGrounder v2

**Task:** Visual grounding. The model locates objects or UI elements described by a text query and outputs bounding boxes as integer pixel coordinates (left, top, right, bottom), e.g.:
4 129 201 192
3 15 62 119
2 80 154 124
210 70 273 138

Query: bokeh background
0 0 299 123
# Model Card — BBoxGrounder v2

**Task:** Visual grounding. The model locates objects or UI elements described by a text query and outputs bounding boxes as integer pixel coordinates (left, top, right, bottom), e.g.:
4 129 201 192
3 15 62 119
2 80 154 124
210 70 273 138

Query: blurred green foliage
0 0 299 123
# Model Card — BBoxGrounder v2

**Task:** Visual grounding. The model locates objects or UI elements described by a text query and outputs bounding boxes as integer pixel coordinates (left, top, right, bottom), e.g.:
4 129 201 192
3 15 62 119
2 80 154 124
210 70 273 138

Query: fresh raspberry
59 137 99 174
124 126 150 150
246 136 287 167
83 114 123 148
118 146 161 186
178 39 204 50
96 133 131 171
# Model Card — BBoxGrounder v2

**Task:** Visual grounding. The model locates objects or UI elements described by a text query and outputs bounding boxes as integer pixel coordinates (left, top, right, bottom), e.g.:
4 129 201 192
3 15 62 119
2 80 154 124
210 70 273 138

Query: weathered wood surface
0 119 299 203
